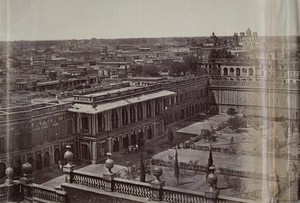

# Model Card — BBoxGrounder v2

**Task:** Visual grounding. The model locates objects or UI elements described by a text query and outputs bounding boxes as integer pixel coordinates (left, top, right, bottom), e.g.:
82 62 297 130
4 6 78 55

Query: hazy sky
0 0 299 41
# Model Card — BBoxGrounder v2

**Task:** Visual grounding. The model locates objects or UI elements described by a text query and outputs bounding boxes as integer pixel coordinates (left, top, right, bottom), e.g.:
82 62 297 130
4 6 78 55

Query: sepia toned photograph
0 0 299 202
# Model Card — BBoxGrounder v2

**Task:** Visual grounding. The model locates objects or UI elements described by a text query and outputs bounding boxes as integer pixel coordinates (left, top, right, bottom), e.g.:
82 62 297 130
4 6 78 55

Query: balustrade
32 184 66 202
162 186 207 203
210 79 299 90
72 170 106 190
114 178 152 198
0 185 7 198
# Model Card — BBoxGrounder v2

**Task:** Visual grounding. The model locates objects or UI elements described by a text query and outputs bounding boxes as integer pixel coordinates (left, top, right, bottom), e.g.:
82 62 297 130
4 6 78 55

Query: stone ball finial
64 145 74 164
22 162 33 178
105 153 114 174
206 166 218 189
5 167 14 185
152 166 163 183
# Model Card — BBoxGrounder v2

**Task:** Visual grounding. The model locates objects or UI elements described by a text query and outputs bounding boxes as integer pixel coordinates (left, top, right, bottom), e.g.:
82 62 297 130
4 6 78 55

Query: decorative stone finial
22 162 33 178
152 166 163 183
64 145 74 166
105 153 114 174
206 166 218 191
5 167 14 185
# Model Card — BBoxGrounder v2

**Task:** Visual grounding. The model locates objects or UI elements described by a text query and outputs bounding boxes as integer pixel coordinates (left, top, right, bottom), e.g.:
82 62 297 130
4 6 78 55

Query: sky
0 0 299 41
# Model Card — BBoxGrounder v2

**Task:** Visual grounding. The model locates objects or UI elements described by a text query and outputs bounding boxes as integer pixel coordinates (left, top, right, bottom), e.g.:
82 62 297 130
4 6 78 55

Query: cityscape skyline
0 0 299 41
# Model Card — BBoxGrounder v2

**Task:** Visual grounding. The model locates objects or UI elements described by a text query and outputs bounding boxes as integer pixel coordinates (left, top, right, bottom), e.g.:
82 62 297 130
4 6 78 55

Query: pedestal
151 181 165 201
103 173 116 192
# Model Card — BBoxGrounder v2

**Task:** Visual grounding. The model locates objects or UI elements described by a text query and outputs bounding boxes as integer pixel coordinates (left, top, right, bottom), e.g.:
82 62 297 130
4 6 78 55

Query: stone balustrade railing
68 169 257 203
209 79 299 90
32 183 67 203
0 184 7 198
72 170 107 190
162 186 207 203
114 178 152 198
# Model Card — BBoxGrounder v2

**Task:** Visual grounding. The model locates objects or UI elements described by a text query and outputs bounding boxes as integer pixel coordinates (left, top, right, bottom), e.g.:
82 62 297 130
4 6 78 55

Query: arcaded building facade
0 76 209 180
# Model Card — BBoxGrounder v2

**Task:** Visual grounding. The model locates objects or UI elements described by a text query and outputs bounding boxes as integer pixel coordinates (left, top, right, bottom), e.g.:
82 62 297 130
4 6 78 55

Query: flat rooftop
80 86 141 98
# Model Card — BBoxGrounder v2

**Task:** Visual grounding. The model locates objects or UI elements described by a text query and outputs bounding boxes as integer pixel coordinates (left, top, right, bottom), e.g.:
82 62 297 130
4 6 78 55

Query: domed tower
246 28 252 37
210 32 218 46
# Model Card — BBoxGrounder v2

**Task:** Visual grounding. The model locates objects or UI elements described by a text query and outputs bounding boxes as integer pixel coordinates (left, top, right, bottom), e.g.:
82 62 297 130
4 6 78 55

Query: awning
68 90 175 114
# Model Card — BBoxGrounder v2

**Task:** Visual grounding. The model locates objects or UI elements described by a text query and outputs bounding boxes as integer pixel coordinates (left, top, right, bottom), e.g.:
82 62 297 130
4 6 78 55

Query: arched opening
28 157 34 169
131 132 137 145
111 109 118 129
81 144 90 160
137 103 143 121
230 68 234 74
155 99 161 115
98 113 104 132
112 137 119 152
123 135 129 149
137 129 145 148
0 162 6 184
13 159 22 177
180 109 185 119
44 151 50 168
147 126 153 140
81 116 89 133
36 154 43 171
130 105 136 123
249 68 253 76
223 68 228 76
236 68 241 76
54 148 60 164
146 101 151 118
122 107 128 126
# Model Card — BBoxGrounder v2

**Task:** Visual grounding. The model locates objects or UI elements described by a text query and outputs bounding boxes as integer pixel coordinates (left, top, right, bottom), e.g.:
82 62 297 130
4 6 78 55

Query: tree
207 150 213 169
224 176 246 197
139 153 146 182
169 62 185 76
143 65 160 77
228 116 244 132
167 127 174 143
174 149 179 185
183 55 198 73
227 107 237 117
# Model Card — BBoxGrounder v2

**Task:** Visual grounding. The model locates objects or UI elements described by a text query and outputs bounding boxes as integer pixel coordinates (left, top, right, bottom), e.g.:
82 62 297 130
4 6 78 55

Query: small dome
22 162 33 176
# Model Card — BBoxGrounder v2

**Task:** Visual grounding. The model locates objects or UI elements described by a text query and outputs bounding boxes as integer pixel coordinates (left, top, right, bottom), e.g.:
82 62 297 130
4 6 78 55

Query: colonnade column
91 141 97 164
88 115 92 135
91 114 96 136
77 113 82 133
142 102 147 119
117 109 122 127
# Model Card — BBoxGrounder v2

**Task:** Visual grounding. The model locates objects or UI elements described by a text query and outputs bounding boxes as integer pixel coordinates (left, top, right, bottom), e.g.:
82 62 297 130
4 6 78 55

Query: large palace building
0 76 209 177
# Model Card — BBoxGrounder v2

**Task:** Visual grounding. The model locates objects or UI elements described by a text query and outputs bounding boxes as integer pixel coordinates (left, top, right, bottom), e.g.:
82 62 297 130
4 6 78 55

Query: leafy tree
227 107 237 117
169 62 185 76
174 149 179 185
143 65 160 77
183 55 198 73
228 116 245 132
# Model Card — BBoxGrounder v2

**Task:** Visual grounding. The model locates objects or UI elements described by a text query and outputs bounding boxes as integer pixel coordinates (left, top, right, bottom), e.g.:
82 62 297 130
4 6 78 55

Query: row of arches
0 147 64 181
164 102 207 126
223 67 254 76
112 126 153 153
